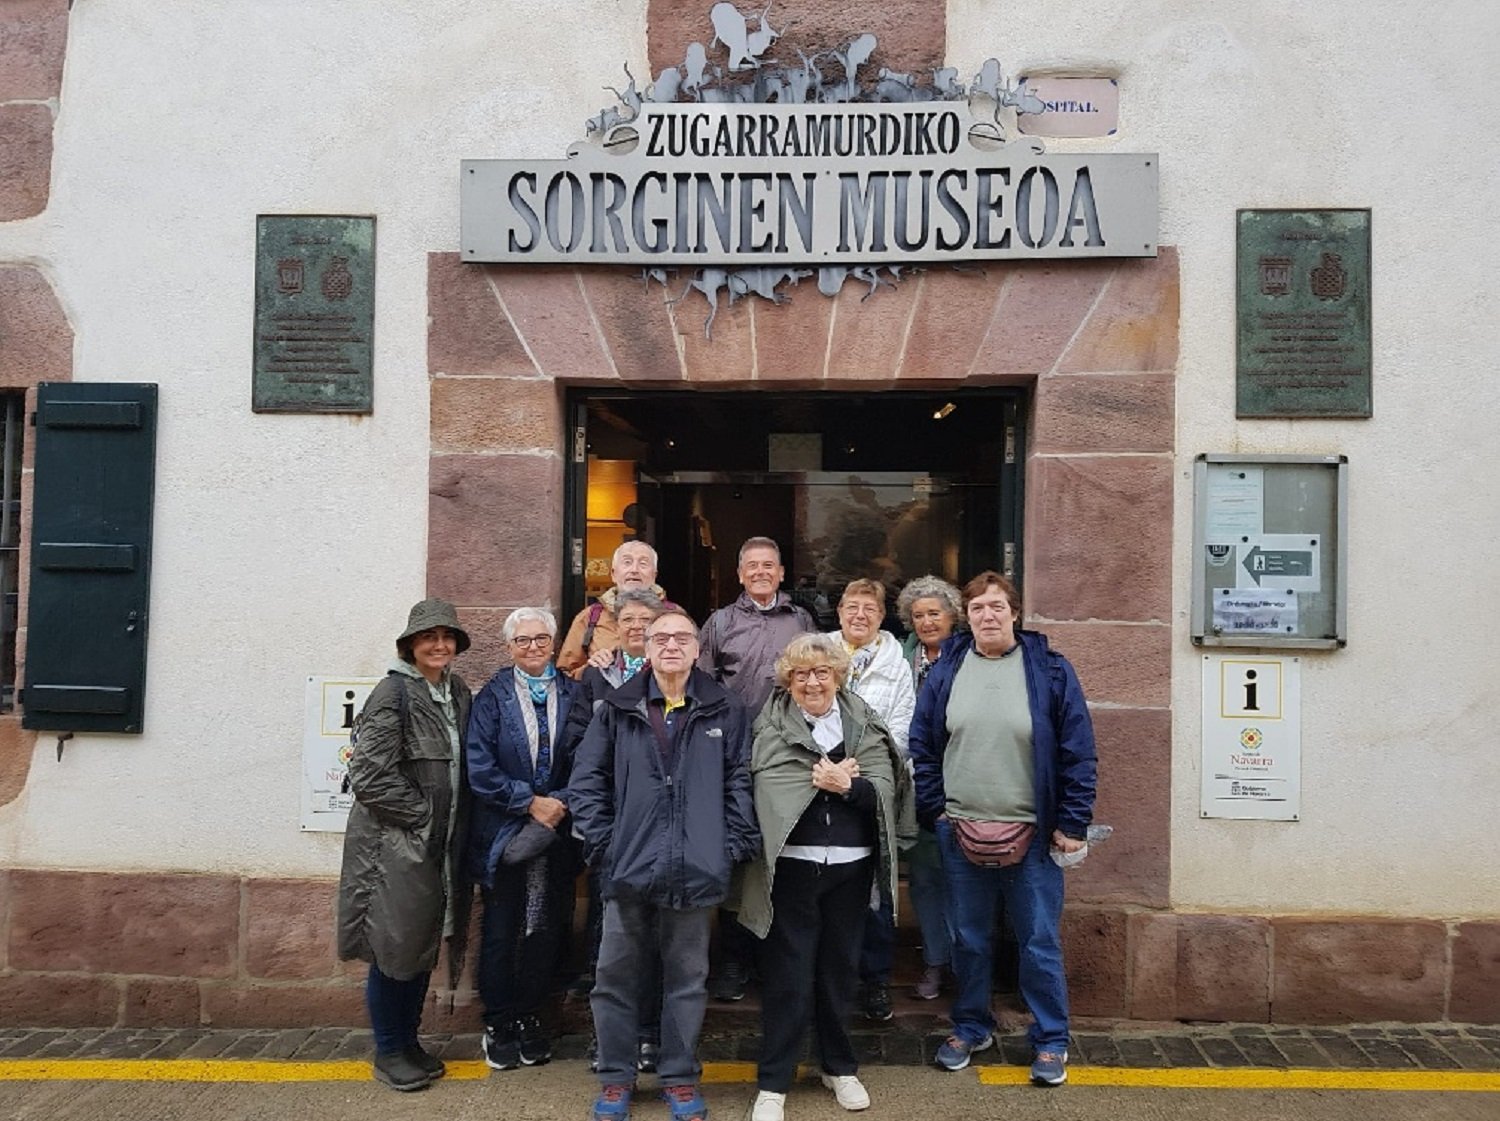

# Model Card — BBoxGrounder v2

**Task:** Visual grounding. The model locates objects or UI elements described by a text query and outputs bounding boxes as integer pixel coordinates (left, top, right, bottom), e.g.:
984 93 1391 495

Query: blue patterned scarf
514 662 556 703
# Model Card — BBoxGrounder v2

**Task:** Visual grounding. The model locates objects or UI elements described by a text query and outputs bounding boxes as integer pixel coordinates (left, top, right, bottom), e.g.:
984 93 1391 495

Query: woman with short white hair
466 606 582 1072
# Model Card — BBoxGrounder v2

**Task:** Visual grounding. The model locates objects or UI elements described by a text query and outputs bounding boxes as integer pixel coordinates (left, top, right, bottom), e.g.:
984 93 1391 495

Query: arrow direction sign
1241 546 1313 585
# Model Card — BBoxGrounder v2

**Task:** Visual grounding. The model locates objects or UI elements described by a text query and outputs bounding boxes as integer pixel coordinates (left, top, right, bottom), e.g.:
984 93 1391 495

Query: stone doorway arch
426 249 1177 1015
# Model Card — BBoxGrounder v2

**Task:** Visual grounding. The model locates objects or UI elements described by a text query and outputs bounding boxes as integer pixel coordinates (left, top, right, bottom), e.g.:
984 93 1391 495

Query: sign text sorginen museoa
462 104 1158 266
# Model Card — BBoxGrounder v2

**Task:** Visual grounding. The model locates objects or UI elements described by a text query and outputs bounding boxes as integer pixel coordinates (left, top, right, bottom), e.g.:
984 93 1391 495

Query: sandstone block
900 268 1012 381
452 605 519 685
1068 707 1170 908
245 879 339 981
0 0 69 101
7 869 239 978
752 282 834 384
1176 915 1271 1022
580 268 684 383
1034 621 1170 708
679 285 755 384
201 981 365 1029
428 454 563 607
488 267 614 381
0 103 52 221
971 261 1114 378
123 977 201 1027
0 265 72 388
0 971 119 1027
1033 372 1175 454
1059 248 1180 374
1062 904 1127 1017
430 376 562 455
1126 912 1179 1020
0 717 37 809
1025 455 1172 623
426 253 534 376
1272 918 1446 1023
1451 922 1500 1023
647 0 946 87
826 278 913 382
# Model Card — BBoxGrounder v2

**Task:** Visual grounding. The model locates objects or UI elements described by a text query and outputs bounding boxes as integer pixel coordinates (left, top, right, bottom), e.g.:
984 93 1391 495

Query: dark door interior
565 390 1025 632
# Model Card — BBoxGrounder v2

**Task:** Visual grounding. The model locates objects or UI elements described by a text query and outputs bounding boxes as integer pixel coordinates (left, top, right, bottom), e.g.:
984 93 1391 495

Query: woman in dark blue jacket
466 607 581 1072
908 572 1096 1087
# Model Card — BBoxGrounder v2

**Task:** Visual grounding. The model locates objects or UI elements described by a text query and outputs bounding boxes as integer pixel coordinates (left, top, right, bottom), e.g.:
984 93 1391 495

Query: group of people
336 536 1098 1121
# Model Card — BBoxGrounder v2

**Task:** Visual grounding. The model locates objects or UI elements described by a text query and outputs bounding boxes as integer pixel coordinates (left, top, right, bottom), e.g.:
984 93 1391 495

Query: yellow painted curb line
0 1059 491 1082
976 1065 1500 1093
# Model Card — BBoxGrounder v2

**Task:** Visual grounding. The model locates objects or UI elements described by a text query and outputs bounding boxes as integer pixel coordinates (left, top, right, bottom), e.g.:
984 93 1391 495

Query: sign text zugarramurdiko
462 104 1157 266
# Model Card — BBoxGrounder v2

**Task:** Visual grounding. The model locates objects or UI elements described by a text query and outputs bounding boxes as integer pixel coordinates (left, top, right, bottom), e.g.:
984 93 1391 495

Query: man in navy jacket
908 571 1096 1087
570 607 760 1121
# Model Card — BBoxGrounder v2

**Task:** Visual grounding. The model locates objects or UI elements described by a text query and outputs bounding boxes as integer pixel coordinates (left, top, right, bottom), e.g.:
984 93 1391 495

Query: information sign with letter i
1200 655 1301 821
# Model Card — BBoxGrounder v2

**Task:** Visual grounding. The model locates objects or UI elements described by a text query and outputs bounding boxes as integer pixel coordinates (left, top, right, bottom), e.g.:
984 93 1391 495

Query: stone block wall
0 0 66 221
2 867 1497 1027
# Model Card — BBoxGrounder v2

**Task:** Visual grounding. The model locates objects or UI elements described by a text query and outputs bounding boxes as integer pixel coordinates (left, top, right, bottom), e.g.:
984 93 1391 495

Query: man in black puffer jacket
569 607 760 1121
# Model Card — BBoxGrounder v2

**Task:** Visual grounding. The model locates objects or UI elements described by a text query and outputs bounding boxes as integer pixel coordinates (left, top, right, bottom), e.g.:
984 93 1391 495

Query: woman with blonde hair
738 634 912 1121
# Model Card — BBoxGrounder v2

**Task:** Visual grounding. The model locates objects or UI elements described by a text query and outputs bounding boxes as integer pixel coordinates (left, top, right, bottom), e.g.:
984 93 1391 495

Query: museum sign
462 103 1157 266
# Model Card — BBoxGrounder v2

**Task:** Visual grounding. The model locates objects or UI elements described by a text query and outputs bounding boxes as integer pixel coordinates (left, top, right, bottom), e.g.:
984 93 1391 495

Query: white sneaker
820 1073 870 1111
750 1090 786 1121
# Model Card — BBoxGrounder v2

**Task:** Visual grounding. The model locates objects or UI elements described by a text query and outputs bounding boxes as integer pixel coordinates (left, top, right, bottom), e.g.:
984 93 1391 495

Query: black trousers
476 850 573 1029
756 856 874 1092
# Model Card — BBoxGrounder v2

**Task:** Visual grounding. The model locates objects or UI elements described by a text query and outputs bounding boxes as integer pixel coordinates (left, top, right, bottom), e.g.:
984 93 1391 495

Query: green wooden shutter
23 383 158 733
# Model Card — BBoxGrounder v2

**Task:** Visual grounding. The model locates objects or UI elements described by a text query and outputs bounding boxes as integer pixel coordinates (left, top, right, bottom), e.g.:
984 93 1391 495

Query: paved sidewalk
3 1017 1498 1071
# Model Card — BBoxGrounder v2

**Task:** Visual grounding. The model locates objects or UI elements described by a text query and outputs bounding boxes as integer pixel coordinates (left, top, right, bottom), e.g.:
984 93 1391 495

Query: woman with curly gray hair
897 575 965 692
895 575 964 1000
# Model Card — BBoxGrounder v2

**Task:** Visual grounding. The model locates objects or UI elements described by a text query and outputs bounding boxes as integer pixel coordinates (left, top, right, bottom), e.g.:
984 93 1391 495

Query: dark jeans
477 849 573 1028
592 898 712 1087
858 892 895 986
908 828 954 967
939 819 1069 1051
758 857 873 1093
365 964 430 1056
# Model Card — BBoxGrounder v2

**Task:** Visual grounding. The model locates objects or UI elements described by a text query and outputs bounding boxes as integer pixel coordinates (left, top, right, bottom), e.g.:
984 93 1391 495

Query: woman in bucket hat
337 598 474 1092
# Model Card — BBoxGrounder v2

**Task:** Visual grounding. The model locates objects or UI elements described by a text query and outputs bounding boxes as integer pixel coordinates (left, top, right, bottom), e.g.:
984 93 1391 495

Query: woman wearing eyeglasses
466 607 581 1072
737 634 913 1121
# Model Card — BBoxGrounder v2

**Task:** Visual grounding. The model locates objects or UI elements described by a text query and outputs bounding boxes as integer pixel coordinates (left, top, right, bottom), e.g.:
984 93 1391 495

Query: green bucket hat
396 597 471 654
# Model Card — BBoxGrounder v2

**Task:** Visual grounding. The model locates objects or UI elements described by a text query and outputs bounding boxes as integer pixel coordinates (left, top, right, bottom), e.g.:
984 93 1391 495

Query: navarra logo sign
460 5 1158 271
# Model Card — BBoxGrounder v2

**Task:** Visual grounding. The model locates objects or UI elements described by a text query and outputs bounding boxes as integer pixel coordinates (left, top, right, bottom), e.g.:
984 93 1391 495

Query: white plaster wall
1 1 1496 919
0 0 649 875
949 0 1500 916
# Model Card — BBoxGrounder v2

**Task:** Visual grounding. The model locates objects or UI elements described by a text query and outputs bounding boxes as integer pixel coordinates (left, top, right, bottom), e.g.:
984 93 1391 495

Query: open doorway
564 389 1026 633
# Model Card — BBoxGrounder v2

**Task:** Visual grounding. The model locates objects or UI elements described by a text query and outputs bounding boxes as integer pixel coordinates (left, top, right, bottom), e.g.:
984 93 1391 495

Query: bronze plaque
253 215 374 413
1236 209 1371 418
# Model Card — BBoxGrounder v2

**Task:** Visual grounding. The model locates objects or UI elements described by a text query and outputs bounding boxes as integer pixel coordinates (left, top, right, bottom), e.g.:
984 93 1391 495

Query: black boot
404 1043 446 1080
373 1050 432 1092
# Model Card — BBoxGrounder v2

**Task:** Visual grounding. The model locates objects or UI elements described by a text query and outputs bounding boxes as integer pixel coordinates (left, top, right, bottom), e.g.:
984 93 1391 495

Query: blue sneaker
934 1032 994 1071
660 1084 708 1121
592 1083 634 1121
1030 1049 1068 1086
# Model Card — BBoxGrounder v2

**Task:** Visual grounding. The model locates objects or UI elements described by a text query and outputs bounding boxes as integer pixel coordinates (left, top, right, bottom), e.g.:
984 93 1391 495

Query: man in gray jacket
570 607 759 1121
695 536 815 1000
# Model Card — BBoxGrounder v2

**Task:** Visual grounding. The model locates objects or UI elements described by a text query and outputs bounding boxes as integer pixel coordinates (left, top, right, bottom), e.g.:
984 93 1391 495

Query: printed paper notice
1205 465 1264 541
1213 588 1298 636
302 676 379 832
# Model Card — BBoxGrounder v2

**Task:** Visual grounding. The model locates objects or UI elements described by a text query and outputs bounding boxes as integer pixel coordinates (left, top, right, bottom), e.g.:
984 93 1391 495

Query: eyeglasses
511 635 553 648
791 667 833 683
648 632 697 649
